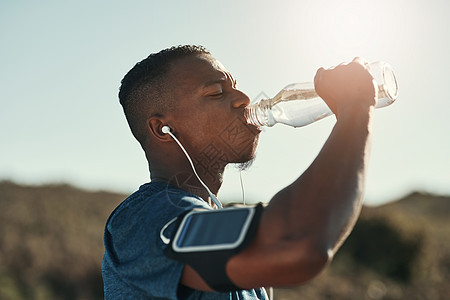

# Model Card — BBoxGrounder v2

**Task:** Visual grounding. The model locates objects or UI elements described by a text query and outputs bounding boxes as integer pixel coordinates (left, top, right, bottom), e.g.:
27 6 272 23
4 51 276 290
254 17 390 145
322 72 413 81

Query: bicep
173 203 328 291
226 204 329 289
178 204 328 291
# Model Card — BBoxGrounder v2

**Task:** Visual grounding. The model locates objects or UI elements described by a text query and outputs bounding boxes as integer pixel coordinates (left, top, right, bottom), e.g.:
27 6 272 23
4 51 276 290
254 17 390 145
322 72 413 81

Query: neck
149 156 225 206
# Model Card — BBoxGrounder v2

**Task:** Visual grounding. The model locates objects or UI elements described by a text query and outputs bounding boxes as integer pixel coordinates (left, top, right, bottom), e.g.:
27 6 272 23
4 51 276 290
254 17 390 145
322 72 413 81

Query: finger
314 67 325 85
352 57 369 68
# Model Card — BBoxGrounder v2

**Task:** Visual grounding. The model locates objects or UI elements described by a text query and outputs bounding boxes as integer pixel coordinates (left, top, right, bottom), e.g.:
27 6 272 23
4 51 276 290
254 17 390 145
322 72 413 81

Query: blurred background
1 0 449 299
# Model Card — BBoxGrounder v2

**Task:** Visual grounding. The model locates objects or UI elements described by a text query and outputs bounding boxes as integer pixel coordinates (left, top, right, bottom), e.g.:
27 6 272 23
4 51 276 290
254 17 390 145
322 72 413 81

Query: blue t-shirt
102 182 267 299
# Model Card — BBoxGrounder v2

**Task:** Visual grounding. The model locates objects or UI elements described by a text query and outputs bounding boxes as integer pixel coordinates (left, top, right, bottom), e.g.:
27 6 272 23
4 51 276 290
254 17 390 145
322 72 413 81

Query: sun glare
308 0 390 58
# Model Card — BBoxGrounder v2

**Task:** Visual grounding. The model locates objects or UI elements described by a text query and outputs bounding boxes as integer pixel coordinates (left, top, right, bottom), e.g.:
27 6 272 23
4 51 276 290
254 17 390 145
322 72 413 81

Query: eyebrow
203 72 236 88
203 77 227 88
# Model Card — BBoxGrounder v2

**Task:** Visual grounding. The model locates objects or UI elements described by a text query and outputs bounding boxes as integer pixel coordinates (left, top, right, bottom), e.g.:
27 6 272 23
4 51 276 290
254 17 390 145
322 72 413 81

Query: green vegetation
0 181 122 300
0 181 448 299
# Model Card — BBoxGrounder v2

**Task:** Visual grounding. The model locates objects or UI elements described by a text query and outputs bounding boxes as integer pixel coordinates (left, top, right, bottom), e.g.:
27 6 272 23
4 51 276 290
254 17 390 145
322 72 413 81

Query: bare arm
182 58 377 290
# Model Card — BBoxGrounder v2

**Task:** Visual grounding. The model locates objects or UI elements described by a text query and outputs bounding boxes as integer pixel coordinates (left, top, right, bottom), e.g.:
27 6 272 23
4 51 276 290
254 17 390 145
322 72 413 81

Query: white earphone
161 125 171 134
160 124 222 208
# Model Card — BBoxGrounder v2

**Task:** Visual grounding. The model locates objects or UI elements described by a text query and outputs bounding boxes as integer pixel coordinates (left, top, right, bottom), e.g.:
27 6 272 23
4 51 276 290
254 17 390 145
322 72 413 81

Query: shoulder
103 182 210 271
102 182 211 299
105 182 209 238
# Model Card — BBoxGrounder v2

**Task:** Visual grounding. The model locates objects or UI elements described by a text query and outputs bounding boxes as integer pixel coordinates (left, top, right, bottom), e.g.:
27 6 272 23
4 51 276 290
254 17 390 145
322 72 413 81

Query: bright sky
1 0 449 205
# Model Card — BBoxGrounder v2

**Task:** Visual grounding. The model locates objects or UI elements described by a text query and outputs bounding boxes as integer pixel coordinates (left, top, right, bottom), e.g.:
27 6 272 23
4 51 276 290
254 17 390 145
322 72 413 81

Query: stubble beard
232 134 259 171
193 116 260 181
233 158 255 171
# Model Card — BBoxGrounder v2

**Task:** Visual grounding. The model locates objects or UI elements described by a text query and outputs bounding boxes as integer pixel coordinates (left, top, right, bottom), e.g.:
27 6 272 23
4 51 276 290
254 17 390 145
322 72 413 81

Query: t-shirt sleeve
103 186 209 299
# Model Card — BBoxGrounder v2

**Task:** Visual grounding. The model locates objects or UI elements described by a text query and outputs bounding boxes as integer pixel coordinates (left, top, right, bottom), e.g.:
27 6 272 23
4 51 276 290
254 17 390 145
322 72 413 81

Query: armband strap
164 203 263 292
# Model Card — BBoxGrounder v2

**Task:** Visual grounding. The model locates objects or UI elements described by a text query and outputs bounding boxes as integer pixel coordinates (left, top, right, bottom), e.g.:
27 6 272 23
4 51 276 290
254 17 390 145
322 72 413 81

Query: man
102 45 376 299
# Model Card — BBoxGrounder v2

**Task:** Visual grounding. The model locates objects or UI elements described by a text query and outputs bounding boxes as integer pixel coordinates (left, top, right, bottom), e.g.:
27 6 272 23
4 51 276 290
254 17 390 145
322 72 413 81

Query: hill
0 181 123 299
0 181 449 299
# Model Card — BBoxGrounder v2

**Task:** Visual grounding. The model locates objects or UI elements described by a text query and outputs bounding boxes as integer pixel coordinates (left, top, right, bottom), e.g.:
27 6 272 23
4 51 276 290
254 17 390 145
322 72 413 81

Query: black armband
162 203 263 292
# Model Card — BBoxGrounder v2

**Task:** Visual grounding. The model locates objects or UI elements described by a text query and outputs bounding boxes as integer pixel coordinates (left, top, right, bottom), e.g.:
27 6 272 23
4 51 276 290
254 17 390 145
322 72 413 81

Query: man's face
164 54 260 176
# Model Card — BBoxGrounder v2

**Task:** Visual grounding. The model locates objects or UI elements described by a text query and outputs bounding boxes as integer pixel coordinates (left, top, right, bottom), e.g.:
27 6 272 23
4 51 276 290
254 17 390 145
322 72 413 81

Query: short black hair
119 45 211 146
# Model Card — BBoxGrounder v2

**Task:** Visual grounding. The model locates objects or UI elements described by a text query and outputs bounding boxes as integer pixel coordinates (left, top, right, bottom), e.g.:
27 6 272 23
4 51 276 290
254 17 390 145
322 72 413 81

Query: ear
148 117 174 142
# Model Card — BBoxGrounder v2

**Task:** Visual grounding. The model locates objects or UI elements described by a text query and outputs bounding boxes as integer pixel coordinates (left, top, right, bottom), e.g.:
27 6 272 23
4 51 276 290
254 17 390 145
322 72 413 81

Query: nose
231 89 251 109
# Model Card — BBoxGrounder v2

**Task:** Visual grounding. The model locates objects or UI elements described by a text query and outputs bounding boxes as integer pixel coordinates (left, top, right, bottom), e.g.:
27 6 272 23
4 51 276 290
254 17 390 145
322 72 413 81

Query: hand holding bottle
245 59 398 128
313 57 376 118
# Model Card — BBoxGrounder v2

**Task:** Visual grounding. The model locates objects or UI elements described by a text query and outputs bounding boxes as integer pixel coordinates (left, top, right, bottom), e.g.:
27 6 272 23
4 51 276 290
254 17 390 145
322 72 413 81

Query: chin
233 139 258 170
234 158 255 171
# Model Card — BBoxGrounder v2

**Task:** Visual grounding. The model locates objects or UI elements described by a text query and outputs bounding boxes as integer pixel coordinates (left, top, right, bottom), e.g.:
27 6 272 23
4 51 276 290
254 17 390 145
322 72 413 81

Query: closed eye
205 83 224 98
209 92 224 99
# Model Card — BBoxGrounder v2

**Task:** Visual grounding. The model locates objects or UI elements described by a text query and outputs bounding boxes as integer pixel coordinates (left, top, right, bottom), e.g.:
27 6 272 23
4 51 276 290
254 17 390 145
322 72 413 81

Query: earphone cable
166 130 223 209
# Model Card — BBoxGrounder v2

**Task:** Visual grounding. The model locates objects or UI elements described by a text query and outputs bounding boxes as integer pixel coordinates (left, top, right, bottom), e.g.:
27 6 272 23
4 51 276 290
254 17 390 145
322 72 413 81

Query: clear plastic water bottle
245 61 398 128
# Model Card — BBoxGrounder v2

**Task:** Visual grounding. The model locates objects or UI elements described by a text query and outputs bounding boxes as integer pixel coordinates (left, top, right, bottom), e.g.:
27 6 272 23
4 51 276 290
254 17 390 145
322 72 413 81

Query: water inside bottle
270 96 333 127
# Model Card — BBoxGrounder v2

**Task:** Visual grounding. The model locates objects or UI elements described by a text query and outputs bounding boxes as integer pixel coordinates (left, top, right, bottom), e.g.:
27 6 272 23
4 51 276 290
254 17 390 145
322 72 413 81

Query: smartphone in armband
163 204 263 291
173 206 256 252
